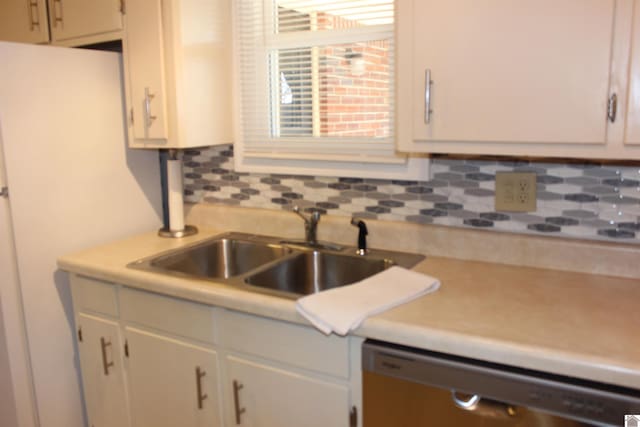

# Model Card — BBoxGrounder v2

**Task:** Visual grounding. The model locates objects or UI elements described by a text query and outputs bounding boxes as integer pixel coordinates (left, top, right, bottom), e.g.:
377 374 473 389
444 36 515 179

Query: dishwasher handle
452 391 518 419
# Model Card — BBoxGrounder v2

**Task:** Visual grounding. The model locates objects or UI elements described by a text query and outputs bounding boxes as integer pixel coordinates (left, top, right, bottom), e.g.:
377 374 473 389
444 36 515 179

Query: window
233 0 429 179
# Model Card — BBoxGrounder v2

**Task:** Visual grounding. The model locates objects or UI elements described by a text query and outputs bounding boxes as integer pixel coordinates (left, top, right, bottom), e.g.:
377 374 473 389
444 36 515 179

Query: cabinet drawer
219 310 350 379
119 288 216 344
70 275 118 317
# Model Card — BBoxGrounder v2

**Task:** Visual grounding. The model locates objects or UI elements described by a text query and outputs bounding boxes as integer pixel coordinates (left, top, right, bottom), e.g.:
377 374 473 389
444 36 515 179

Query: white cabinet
125 327 222 427
0 0 122 46
0 0 49 44
76 314 130 427
396 0 640 159
226 356 350 427
69 274 361 427
219 310 361 427
123 0 233 148
47 0 123 44
624 0 640 146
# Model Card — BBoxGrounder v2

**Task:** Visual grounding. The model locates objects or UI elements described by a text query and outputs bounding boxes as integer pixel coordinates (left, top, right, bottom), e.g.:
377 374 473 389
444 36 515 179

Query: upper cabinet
47 0 123 44
0 0 122 46
123 0 233 148
0 0 50 43
396 0 640 159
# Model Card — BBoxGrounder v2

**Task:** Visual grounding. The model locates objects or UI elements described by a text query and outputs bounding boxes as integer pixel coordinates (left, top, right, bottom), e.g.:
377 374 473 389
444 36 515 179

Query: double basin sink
129 232 425 299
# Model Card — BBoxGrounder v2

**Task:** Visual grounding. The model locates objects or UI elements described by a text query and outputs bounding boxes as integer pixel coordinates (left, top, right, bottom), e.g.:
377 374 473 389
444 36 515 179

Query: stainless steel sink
130 234 292 279
244 251 394 295
128 232 425 299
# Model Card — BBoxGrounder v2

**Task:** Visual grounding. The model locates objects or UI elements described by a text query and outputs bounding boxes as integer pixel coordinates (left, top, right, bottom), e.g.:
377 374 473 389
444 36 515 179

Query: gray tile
464 188 495 197
464 218 494 228
329 182 351 190
351 211 378 219
583 168 619 178
618 222 640 231
406 185 433 194
390 180 418 186
564 193 599 203
537 175 564 184
545 217 579 226
282 192 303 199
536 191 564 201
597 228 635 238
328 196 351 204
271 197 291 205
479 212 510 221
231 193 250 201
425 180 449 188
366 192 389 200
602 178 640 188
379 200 404 208
450 180 480 189
421 194 449 203
583 185 619 195
304 180 327 189
565 176 600 186
419 209 448 217
434 202 464 210
600 195 640 205
433 172 464 182
365 206 391 214
405 215 434 224
449 209 479 219
272 185 292 192
465 172 495 182
392 193 419 201
231 181 250 189
241 188 260 195
317 202 339 210
562 209 597 219
353 184 377 192
527 223 561 233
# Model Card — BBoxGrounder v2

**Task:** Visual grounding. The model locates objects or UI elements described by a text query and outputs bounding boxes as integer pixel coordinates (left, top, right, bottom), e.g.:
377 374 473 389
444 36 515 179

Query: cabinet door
625 0 640 146
76 313 130 427
123 0 169 144
0 0 49 43
125 327 222 427
47 0 123 42
397 0 617 152
226 355 350 427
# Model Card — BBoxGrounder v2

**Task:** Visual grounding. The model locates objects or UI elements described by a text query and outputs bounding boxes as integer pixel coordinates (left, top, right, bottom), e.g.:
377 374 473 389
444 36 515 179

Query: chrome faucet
292 206 321 246
350 217 368 255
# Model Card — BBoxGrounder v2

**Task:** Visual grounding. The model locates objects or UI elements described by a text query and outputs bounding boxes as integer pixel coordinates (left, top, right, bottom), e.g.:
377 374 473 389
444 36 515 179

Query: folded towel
295 266 440 336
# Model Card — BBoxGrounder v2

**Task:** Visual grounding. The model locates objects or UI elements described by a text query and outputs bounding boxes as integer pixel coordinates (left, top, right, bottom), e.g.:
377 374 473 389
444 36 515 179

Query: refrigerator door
0 41 162 427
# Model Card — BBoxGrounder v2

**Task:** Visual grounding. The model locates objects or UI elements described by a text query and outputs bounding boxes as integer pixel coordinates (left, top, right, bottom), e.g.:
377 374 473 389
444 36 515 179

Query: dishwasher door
364 370 585 426
362 340 640 427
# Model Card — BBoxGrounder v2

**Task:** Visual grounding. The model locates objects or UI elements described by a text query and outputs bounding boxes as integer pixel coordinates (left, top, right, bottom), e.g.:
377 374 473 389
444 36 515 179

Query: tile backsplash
183 145 640 244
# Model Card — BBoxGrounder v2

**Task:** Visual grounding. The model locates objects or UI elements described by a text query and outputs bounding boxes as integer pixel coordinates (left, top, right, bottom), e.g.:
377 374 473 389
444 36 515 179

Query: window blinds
234 0 396 159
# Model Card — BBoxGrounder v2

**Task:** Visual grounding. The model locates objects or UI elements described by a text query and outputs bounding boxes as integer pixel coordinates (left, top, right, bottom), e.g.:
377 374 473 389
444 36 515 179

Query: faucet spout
293 206 321 245
350 217 368 255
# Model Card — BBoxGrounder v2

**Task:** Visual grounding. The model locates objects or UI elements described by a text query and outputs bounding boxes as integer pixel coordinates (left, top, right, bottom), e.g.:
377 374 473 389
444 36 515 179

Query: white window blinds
234 0 397 160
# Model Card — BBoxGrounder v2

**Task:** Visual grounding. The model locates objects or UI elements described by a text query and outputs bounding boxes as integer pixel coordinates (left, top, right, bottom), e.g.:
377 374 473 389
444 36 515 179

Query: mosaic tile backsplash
183 145 640 244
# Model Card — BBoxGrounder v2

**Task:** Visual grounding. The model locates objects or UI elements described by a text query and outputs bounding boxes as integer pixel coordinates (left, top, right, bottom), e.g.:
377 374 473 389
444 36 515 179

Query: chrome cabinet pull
27 0 41 30
233 380 246 424
452 391 517 418
52 0 63 27
424 69 433 124
608 93 617 123
100 337 114 376
195 367 207 410
143 87 157 138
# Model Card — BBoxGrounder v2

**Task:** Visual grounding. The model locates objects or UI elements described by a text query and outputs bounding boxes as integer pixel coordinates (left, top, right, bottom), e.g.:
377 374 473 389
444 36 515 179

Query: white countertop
57 227 640 390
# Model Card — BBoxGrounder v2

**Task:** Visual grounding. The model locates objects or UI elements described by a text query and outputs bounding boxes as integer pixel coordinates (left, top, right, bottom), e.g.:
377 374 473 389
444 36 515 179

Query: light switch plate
495 172 537 212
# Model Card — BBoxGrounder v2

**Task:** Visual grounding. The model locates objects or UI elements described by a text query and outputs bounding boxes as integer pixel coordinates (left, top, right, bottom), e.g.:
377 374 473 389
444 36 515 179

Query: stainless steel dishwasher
362 340 640 427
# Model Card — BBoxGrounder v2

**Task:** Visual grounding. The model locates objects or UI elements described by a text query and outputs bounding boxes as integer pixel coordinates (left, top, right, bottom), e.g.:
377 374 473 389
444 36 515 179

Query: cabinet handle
27 0 41 30
233 380 246 424
143 87 157 138
100 337 114 376
349 406 358 427
608 93 617 123
52 0 64 27
195 367 207 409
424 69 433 124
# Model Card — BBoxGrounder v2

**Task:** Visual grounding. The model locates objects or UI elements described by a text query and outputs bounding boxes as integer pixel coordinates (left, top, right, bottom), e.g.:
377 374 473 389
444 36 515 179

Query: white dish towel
295 266 440 336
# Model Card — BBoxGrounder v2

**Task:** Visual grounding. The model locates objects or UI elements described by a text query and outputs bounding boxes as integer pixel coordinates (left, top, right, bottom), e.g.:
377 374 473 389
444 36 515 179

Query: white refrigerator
0 42 163 427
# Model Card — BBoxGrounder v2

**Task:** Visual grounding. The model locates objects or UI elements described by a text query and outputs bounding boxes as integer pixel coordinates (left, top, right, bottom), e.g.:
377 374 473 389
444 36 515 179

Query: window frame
231 0 430 179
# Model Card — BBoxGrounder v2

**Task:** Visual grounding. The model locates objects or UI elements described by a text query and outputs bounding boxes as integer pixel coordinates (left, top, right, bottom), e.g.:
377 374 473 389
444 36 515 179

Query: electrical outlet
495 172 537 212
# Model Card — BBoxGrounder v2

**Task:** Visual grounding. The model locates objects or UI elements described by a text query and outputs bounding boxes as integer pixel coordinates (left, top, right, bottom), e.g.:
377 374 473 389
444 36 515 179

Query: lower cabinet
125 327 222 427
226 355 350 427
76 313 130 427
70 274 361 427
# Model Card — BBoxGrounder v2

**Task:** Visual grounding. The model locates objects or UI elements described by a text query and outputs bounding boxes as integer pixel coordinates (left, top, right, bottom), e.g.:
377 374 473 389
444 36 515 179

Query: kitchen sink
131 235 292 279
244 251 395 295
128 232 425 299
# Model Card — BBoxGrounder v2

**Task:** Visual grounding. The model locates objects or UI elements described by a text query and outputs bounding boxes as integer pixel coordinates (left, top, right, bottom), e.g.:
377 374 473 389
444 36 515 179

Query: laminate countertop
58 227 640 390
